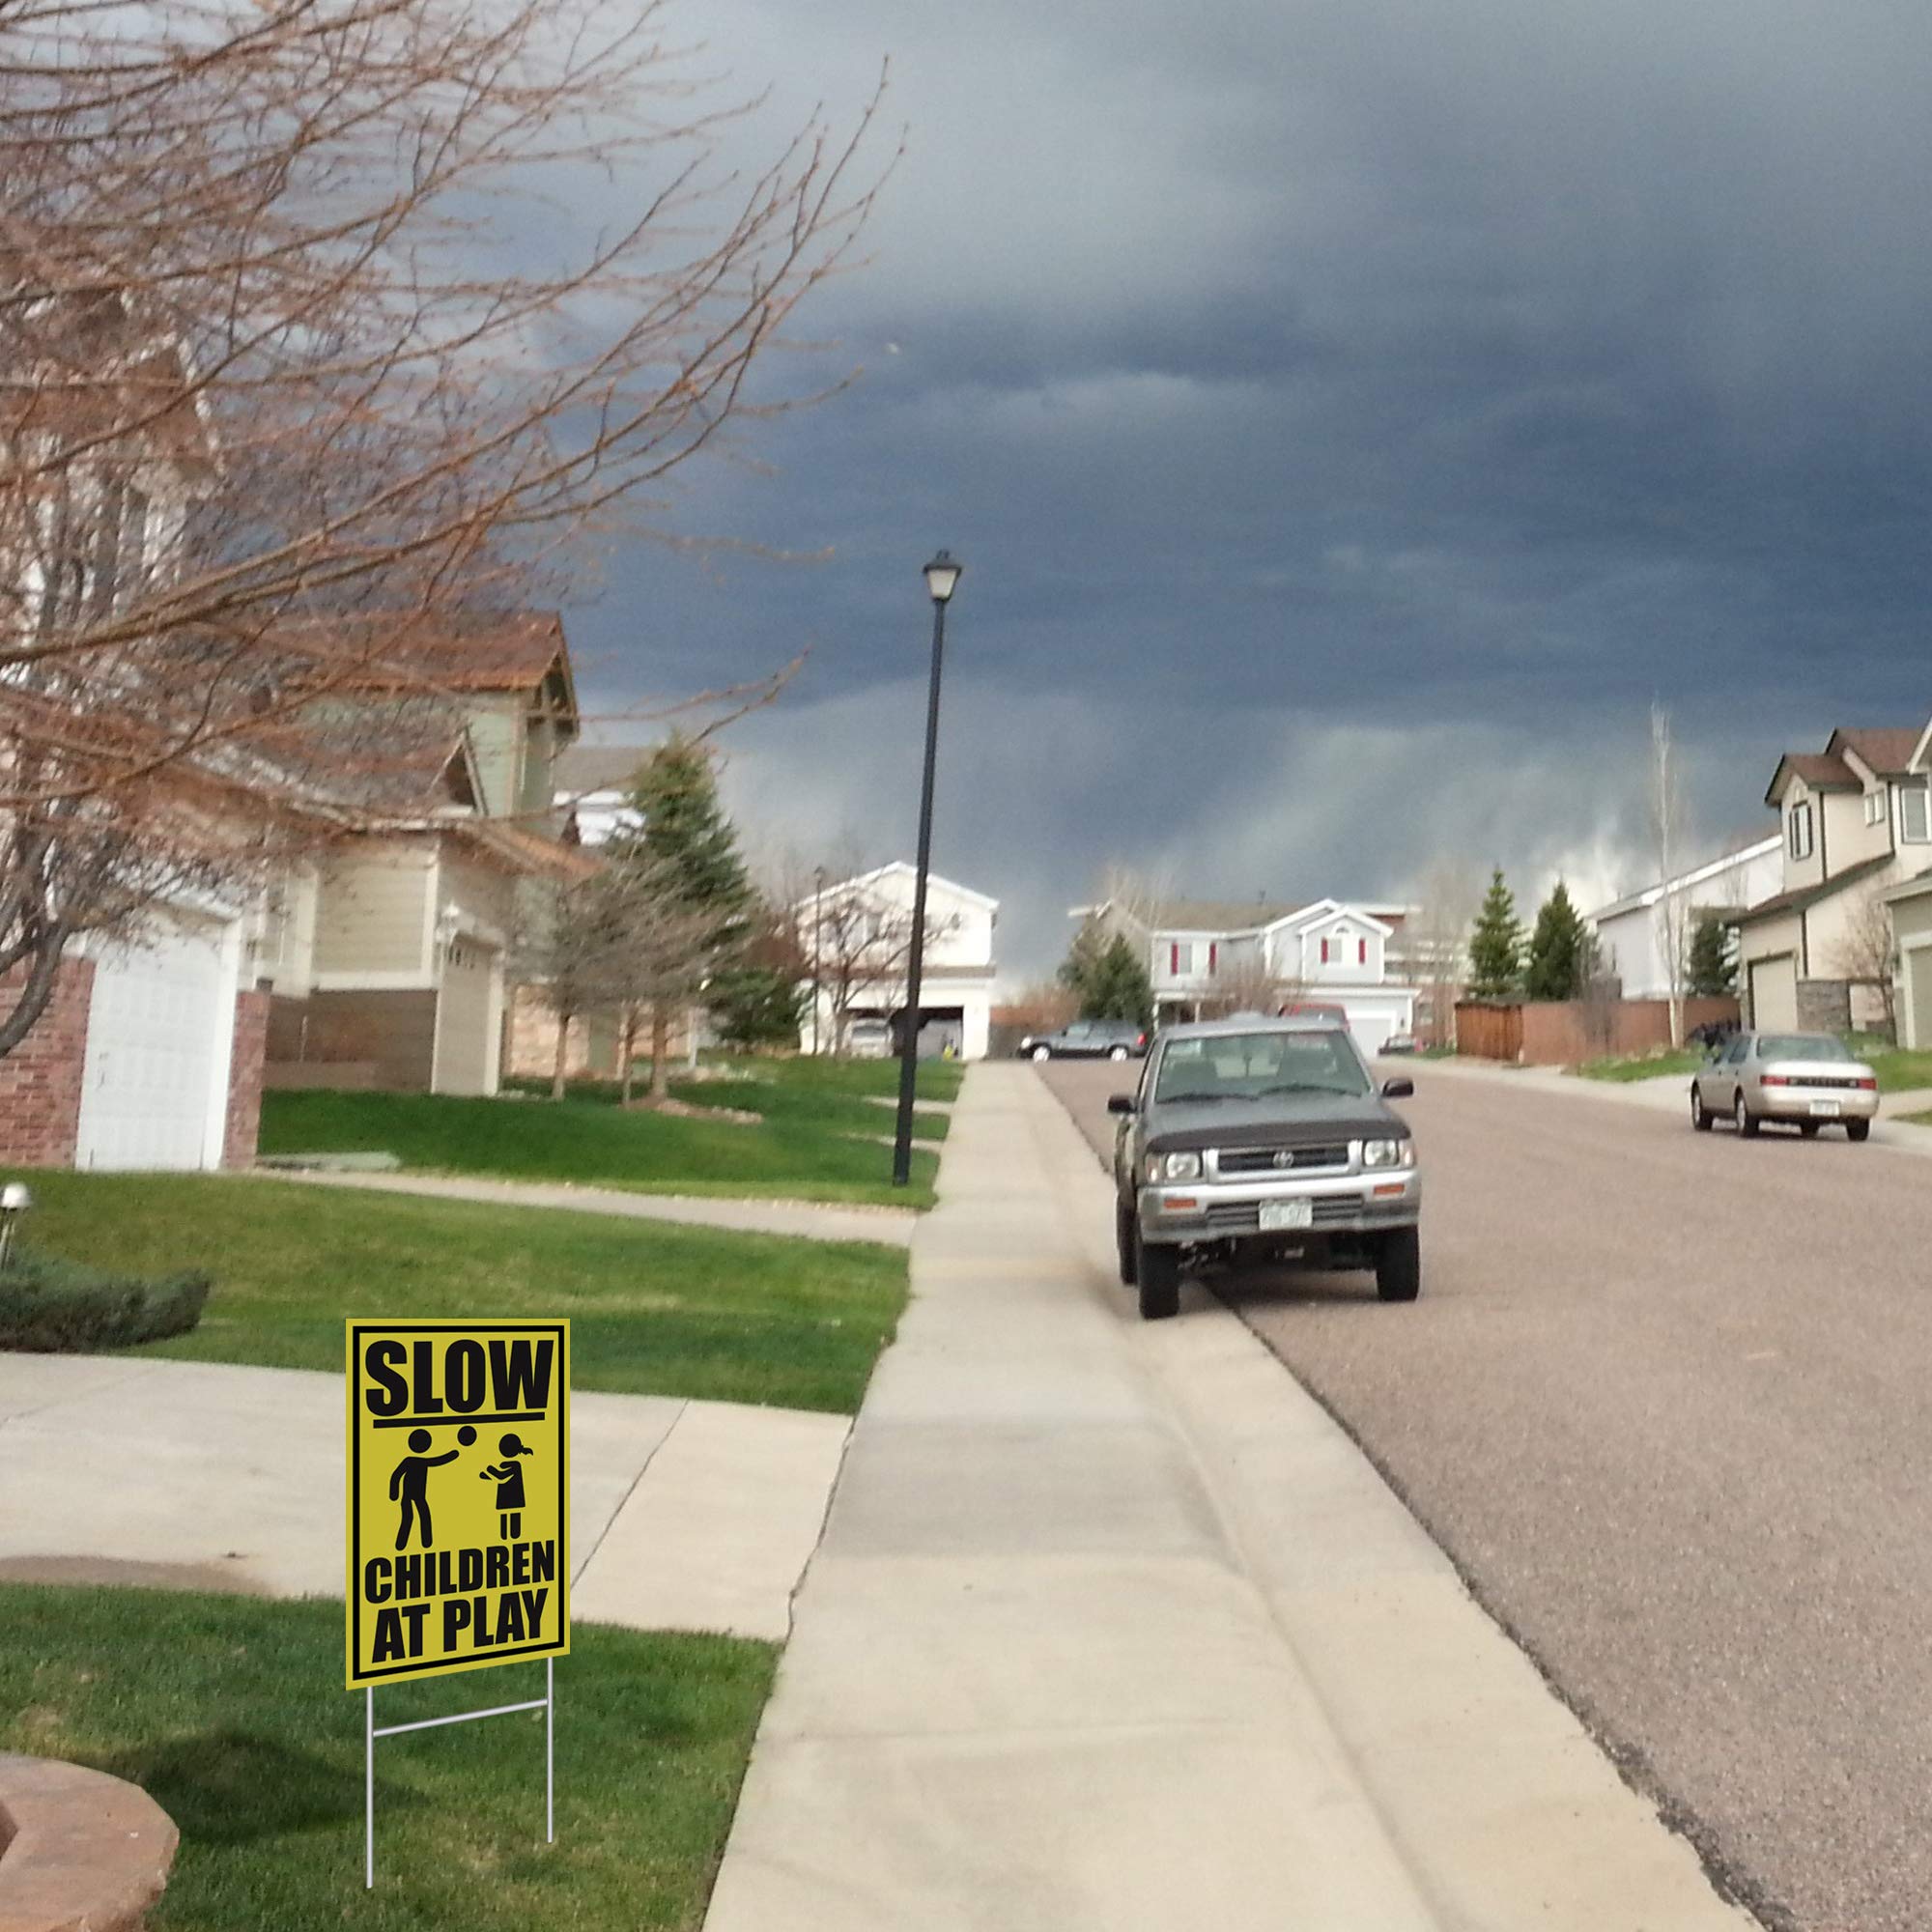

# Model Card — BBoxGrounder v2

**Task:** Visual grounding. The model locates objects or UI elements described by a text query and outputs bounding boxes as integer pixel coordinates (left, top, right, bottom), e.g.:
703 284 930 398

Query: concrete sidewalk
0 1357 846 1640
703 1065 1753 1931
253 1165 916 1247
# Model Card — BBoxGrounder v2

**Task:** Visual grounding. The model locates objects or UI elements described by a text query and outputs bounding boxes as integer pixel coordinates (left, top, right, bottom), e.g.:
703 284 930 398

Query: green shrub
0 1247 211 1352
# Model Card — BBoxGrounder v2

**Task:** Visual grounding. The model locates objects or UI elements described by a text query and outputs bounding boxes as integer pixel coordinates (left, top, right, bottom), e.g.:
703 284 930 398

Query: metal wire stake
546 1657 554 1843
364 1687 375 1889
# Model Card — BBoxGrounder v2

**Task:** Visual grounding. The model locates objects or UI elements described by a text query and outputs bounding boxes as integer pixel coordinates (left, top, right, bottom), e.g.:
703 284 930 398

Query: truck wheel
1136 1232 1180 1321
1116 1199 1138 1285
1031 1044 1052 1063
1375 1227 1421 1303
1109 1045 1129 1061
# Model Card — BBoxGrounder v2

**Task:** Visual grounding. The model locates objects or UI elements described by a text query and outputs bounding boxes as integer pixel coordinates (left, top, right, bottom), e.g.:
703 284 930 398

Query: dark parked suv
1109 1015 1420 1320
1017 1018 1148 1062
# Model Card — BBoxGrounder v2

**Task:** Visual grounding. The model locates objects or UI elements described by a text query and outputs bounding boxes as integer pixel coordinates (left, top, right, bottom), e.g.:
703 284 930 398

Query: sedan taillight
1854 1076 1878 1091
1759 1074 1790 1087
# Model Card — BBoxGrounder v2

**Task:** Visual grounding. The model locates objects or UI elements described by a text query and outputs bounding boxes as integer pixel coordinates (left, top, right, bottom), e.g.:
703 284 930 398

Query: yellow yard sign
346 1321 570 1689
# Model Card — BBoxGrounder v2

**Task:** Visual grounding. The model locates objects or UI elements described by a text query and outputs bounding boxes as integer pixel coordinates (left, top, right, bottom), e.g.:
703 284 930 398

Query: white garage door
1906 947 1932 1051
75 919 235 1171
1349 1009 1397 1058
1748 953 1798 1034
433 939 499 1095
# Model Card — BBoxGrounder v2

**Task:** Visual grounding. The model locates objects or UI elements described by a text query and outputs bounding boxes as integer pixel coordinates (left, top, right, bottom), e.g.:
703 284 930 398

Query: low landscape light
0 1180 33 1269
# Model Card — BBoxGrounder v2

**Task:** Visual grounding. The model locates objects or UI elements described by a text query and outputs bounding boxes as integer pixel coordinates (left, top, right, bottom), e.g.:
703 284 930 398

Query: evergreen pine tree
1057 918 1110 1007
1523 880 1588 999
1466 867 1524 998
610 735 780 1077
1082 934 1156 1028
1686 912 1736 998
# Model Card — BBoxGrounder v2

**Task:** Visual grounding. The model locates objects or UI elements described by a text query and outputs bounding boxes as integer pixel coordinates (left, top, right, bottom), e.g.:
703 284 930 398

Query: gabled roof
1731 852 1894 925
554 745 650 795
1266 897 1394 938
312 611 578 733
1586 836 1782 923
1764 751 1858 806
1829 727 1923 781
811 861 999 911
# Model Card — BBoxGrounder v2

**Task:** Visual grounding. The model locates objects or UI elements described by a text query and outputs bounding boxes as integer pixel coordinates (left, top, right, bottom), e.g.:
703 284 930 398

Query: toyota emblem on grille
1271 1150 1294 1169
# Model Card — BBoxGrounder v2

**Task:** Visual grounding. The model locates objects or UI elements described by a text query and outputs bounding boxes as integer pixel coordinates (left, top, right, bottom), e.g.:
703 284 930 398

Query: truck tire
1136 1230 1180 1321
1375 1226 1421 1302
1116 1199 1138 1285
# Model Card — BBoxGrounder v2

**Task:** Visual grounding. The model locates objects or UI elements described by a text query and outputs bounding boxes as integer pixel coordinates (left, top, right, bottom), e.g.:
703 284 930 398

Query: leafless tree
801 854 959 1055
1406 860 1480 1048
1199 952 1287 1019
1834 887 1899 1039
0 0 887 1057
1650 703 1689 1047
1093 860 1177 938
517 867 631 1100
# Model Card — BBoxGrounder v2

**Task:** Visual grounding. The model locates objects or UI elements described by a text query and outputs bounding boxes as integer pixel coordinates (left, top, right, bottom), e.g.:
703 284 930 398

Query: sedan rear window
1756 1035 1850 1062
1154 1029 1371 1102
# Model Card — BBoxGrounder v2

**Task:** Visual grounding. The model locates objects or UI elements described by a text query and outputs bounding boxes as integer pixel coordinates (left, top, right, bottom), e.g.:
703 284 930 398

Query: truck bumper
1137 1169 1421 1245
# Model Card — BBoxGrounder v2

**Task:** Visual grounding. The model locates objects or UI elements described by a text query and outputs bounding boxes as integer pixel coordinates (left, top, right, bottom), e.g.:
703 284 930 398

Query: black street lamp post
893 551 962 1186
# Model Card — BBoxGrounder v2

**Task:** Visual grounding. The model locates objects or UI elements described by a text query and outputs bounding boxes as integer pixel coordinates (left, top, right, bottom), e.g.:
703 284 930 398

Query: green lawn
1845 1034 1932 1093
1574 1048 1708 1083
263 1054 958 1209
22 1173 907 1414
0 1585 772 1932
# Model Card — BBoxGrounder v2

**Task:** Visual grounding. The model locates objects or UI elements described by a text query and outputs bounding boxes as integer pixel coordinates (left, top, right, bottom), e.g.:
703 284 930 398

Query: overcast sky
564 0 1932 983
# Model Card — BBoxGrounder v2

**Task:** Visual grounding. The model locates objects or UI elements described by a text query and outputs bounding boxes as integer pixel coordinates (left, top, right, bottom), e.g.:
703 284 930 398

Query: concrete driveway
1045 1052 1932 1932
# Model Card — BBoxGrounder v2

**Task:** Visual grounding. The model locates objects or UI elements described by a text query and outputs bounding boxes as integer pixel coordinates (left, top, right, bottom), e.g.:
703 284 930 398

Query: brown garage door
1748 953 1798 1033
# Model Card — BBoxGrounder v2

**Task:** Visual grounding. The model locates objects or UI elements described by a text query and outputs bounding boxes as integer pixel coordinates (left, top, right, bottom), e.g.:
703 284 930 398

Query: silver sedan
1690 1031 1879 1140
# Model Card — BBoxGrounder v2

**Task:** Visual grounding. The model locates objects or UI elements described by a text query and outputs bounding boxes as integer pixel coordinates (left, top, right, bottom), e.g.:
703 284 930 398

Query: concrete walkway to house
0 1356 846 1640
253 1166 916 1247
702 1065 1753 1932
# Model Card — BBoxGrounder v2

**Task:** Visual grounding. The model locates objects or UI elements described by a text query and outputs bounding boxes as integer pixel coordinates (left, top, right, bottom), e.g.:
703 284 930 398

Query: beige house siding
465 698 523 819
1803 860 1905 979
1777 779 1825 895
437 851 518 951
314 844 435 978
1821 787 1890 873
1895 893 1932 1049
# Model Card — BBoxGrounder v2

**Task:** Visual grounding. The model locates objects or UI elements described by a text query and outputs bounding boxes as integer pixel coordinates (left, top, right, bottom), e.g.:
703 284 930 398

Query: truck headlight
1150 1151 1202 1182
1362 1138 1411 1169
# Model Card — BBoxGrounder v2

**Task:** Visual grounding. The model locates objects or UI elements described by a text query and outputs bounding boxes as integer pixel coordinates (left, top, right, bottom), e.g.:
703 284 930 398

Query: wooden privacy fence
1455 996 1741 1065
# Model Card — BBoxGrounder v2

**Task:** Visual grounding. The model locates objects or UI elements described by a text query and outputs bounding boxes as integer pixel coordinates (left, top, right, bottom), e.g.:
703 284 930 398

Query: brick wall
0 958 95 1168
224 987 270 1168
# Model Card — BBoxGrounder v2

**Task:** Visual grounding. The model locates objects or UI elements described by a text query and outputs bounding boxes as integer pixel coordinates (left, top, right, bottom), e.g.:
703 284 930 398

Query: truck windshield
1154 1030 1371 1103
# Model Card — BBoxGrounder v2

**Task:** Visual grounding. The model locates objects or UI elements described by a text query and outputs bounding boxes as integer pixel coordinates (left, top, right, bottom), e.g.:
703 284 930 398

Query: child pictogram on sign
480 1432 534 1540
388 1429 460 1550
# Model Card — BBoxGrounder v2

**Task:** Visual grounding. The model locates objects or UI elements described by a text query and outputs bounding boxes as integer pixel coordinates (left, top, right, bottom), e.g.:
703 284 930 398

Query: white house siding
1590 840 1782 1000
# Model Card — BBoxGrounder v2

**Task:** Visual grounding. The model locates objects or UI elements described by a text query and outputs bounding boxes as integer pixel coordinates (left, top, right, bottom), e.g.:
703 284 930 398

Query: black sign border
348 1320 570 1688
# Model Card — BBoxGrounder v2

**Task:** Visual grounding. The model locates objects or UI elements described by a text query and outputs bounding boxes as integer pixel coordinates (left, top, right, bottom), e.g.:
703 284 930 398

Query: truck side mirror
1106 1093 1136 1116
1380 1077 1414 1098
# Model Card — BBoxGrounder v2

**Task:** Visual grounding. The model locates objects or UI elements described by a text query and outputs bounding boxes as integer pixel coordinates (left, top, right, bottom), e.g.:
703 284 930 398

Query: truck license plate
1259 1199 1315 1231
1809 1099 1841 1118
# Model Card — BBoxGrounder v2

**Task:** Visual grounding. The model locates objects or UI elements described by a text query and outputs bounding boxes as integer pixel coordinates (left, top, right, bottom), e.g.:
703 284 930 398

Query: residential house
259 615 594 1096
0 296 270 1171
800 863 999 1060
1586 838 1781 1000
1072 895 1420 1058
1733 727 1925 1034
1878 718 1932 1049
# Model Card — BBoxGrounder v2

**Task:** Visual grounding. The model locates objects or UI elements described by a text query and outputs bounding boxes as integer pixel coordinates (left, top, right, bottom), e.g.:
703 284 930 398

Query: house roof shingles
1830 727 1923 778
1731 851 1895 925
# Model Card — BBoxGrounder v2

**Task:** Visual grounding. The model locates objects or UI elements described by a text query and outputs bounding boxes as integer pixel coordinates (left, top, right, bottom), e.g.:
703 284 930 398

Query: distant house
1733 726 1925 1033
1876 718 1932 1049
1070 895 1420 1058
258 615 594 1096
799 864 999 1060
1586 838 1781 1000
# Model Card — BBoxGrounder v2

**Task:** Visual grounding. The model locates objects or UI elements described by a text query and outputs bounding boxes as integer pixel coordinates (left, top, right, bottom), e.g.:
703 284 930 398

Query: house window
1787 801 1813 861
1864 790 1885 827
1170 942 1197 976
1902 783 1932 844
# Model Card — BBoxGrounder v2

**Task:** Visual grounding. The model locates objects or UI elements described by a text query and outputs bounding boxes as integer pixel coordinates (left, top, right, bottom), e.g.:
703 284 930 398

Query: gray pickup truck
1109 1014 1420 1321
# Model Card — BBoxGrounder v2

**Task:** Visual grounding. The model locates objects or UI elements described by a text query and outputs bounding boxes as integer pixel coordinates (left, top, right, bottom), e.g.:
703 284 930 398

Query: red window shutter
1208 943 1218 975
1321 938 1330 964
1358 938 1367 965
1170 943 1179 975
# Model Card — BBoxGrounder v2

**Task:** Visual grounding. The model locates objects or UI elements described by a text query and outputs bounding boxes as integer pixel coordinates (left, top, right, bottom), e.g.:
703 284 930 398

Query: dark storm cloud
562 0 1932 976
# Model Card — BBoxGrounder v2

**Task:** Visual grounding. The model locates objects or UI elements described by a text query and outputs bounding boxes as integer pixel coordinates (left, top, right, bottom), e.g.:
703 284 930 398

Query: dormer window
1902 783 1931 844
1787 801 1814 861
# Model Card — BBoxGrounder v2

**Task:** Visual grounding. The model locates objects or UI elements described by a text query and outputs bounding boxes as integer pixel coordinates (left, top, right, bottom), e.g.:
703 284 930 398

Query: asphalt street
1042 1054 1932 1932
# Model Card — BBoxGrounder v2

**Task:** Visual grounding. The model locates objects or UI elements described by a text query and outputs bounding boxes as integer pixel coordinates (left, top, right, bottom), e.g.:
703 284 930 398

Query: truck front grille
1216 1144 1350 1176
